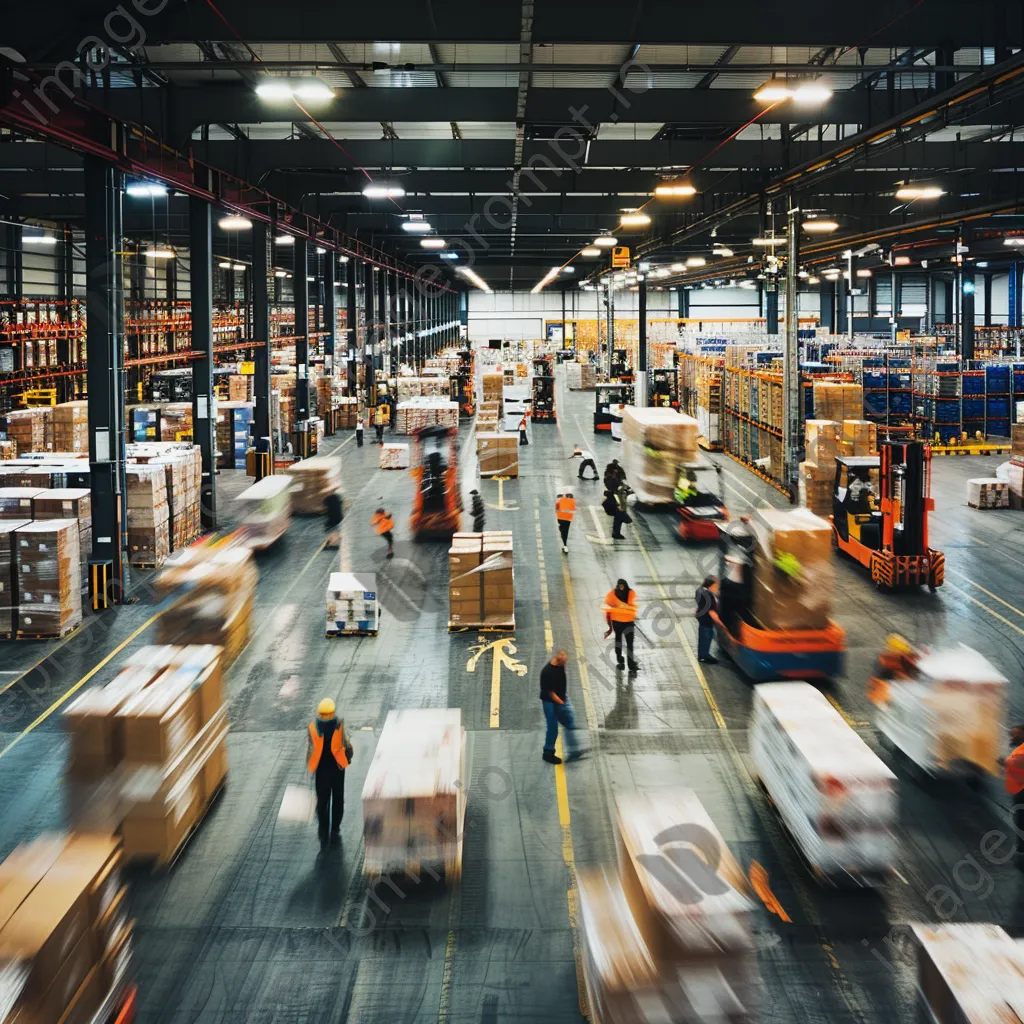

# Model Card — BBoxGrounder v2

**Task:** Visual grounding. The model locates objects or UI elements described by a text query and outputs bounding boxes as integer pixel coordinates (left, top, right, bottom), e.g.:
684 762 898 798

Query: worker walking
602 578 639 672
324 490 343 549
569 445 599 480
518 408 530 446
611 481 633 540
307 698 353 850
1005 724 1024 866
355 416 364 448
539 649 585 764
694 575 719 664
604 459 625 492
371 506 395 559
555 490 576 554
470 488 485 532
375 416 385 445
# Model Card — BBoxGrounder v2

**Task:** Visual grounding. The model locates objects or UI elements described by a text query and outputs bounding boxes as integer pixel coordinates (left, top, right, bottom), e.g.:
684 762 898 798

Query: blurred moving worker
371 506 395 559
569 445 599 480
1005 724 1024 864
470 489 485 532
604 459 625 492
555 490 576 554
611 481 633 540
355 416 364 448
539 649 584 764
694 575 719 664
307 698 353 850
324 490 343 549
518 408 530 446
375 418 385 445
602 578 639 672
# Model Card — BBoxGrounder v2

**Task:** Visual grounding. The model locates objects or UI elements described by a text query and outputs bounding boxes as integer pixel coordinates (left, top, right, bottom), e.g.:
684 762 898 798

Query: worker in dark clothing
307 698 353 849
1004 724 1024 866
694 575 718 664
611 481 633 540
324 490 343 548
470 489 485 532
539 650 585 765
355 416 364 447
604 459 625 492
375 419 385 445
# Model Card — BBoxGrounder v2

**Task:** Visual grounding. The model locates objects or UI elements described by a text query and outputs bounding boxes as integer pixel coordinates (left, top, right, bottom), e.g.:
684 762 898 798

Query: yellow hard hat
885 634 912 656
317 698 336 719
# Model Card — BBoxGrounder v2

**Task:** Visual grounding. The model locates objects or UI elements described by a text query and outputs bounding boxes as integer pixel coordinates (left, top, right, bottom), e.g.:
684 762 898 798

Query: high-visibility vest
372 511 394 534
307 720 350 773
556 496 576 521
1006 742 1024 794
602 589 637 622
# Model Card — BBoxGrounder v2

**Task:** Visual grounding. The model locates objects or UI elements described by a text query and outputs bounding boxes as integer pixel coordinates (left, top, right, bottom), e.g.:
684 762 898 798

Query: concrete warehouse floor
1 370 1024 1022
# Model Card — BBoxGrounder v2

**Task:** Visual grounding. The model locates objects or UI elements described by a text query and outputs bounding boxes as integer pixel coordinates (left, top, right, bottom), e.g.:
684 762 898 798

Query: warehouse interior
3 3 1024 1023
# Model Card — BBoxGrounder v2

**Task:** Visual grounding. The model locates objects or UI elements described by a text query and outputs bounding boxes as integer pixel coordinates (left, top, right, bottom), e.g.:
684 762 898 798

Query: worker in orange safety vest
602 578 639 673
1005 724 1024 866
555 491 576 554
307 698 353 849
371 506 395 559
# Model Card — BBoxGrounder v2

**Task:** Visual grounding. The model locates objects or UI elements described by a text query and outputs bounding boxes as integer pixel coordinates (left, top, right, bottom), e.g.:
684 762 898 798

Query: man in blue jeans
695 575 719 664
540 649 586 764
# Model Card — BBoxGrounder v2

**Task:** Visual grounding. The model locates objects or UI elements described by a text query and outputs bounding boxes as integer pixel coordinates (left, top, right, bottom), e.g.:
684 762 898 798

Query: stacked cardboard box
448 531 514 629
966 478 1009 509
51 401 90 453
228 374 254 402
0 520 27 634
127 442 202 552
812 381 863 422
799 419 841 516
158 403 193 442
6 407 52 453
579 791 758 1024
125 465 170 567
0 440 16 459
0 487 43 519
749 507 834 631
15 519 81 636
0 833 127 1024
565 361 598 390
477 401 501 431
155 542 256 667
379 443 410 470
335 396 359 430
394 398 459 433
482 372 504 406
841 419 878 458
326 571 379 635
621 408 700 505
361 709 467 880
476 432 518 478
725 344 765 368
63 645 228 862
286 456 342 514
33 488 92 592
1004 456 1024 507
1012 422 1024 455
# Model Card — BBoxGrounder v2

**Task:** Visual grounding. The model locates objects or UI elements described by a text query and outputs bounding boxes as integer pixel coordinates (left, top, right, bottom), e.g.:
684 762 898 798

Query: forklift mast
880 441 931 557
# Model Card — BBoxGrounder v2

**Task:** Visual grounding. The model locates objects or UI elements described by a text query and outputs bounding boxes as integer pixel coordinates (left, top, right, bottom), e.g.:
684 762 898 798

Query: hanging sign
611 246 631 268
239 361 256 376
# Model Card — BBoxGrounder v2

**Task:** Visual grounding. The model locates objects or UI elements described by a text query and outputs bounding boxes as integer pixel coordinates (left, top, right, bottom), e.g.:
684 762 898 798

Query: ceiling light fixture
792 83 833 105
685 257 707 268
620 213 651 228
593 236 618 247
531 267 561 294
654 183 697 197
420 238 447 248
802 219 839 234
754 80 831 105
560 266 575 274
234 264 246 272
402 221 433 232
808 276 820 285
895 185 945 201
580 247 602 257
22 229 57 245
1004 238 1024 247
457 266 491 293
217 261 233 269
362 184 405 199
670 263 684 272
275 234 294 245
856 269 873 278
274 270 288 278
753 82 792 103
218 215 252 231
315 247 326 254
751 237 783 246
126 182 168 198
893 255 912 266
712 247 734 257
439 252 459 260
255 79 334 103
144 247 176 259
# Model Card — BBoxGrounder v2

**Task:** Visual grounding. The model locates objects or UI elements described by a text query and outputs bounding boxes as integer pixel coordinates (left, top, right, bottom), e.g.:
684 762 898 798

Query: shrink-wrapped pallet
125 463 171 567
394 397 459 433
751 682 896 881
0 439 16 460
0 519 29 635
379 442 410 470
621 408 700 505
361 709 466 880
33 487 93 592
1012 422 1024 455
5 407 52 453
51 400 90 453
476 432 518 478
448 531 514 629
236 475 292 550
285 456 341 515
812 382 863 422
481 372 504 405
804 420 840 468
326 571 379 635
0 487 43 519
966 477 1009 509
15 519 81 636
798 461 834 517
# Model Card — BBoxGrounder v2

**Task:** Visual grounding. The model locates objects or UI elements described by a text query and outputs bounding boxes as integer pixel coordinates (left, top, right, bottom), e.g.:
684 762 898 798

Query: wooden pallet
448 618 515 633
326 628 379 637
967 502 1010 510
14 621 81 641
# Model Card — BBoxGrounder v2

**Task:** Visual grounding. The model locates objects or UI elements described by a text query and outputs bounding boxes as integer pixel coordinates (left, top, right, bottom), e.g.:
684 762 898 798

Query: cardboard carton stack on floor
394 397 459 433
326 571 380 635
565 361 598 390
0 833 128 1024
476 433 518 478
0 440 16 460
448 531 514 629
0 488 42 520
51 400 90 453
228 374 254 402
125 464 170 567
63 644 228 863
361 708 467 880
127 442 202 552
1012 422 1024 455
840 419 878 458
0 520 27 635
477 401 501 431
812 381 863 422
158 403 192 442
33 488 92 592
579 791 758 1024
15 519 81 637
621 408 700 505
482 372 504 408
966 477 1010 509
335 396 359 430
155 543 256 668
236 475 292 550
6 407 53 454
749 507 834 632
286 456 341 514
799 419 841 516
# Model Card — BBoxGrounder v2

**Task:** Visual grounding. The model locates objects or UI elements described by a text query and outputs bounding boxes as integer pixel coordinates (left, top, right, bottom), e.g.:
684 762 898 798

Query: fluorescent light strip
457 266 491 293
218 215 252 230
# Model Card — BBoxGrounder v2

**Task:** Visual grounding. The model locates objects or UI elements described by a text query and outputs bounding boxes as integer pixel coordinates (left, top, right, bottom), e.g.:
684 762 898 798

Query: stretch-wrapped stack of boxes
236 475 292 550
397 377 451 401
1013 423 1024 455
477 401 501 431
0 833 128 1024
0 440 16 459
155 542 256 668
52 401 90 453
482 372 504 407
579 791 758 1024
799 420 841 516
63 644 228 864
33 488 92 592
394 398 459 433
326 572 379 636
125 465 170 567
127 442 202 553
6 408 52 453
967 478 1010 509
448 531 514 629
749 507 834 632
620 408 700 505
476 433 518 478
228 374 254 402
335 396 359 430
565 361 598 390
361 709 467 880
15 519 81 637
0 520 25 635
286 456 341 514
812 381 864 422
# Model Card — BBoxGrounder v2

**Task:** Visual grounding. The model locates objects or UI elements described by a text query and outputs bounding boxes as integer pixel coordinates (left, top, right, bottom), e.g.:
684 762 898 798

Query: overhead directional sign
612 246 631 268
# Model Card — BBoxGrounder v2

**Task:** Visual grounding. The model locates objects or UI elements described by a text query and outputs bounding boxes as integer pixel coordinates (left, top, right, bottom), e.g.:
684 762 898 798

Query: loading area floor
1 375 1023 1023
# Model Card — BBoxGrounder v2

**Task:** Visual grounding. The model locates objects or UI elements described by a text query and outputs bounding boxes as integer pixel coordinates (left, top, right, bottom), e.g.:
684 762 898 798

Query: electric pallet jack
830 439 944 591
410 425 462 537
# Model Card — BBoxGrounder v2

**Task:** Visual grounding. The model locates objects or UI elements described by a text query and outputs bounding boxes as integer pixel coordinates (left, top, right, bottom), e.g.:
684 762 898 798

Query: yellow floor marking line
942 579 1024 638
486 475 519 511
946 568 1024 620
436 926 458 1024
825 693 870 728
585 505 613 546
466 638 527 730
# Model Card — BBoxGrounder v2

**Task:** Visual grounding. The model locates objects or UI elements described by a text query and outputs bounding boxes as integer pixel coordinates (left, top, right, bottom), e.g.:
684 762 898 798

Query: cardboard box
99 921 132 998
120 778 201 862
119 677 197 766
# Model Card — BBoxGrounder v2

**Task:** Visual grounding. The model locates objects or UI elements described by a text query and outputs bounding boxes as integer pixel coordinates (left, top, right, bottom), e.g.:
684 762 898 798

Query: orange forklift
830 439 944 591
410 425 462 537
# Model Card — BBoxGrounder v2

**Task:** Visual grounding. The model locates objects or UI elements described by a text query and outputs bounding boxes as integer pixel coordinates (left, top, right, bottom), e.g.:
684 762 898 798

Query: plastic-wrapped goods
379 442 410 470
477 400 501 432
0 520 29 635
394 397 459 433
236 475 291 550
5 407 52 453
798 461 834 517
481 372 504 405
812 382 864 422
840 419 877 458
749 507 834 631
804 420 840 468
0 487 43 520
448 531 514 628
0 833 126 1024
125 463 171 567
286 456 341 515
326 571 379 635
477 432 518 478
621 408 700 505
361 709 467 880
33 487 93 592
228 374 254 402
966 477 1009 509
911 923 1024 1024
751 682 896 883
15 519 81 637
51 400 90 453
874 645 1007 777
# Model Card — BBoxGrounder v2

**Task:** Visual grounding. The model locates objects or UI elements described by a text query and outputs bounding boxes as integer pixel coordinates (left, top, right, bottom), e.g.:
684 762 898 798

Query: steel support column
252 219 272 472
56 225 75 401
293 237 310 454
678 286 689 319
376 267 387 372
961 269 976 360
818 277 835 332
189 184 216 528
1011 263 1022 328
637 274 648 407
84 158 127 601
364 262 376 372
983 271 992 328
764 280 779 335
345 257 357 394
783 202 800 499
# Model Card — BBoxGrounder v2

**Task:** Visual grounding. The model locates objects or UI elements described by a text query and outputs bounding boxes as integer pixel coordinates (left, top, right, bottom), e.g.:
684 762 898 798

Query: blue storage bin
935 401 961 424
962 374 985 395
962 398 985 419
890 393 912 415
863 392 888 417
889 372 912 389
988 397 1011 418
988 420 1011 438
986 365 1011 391
864 371 887 388
935 425 960 443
